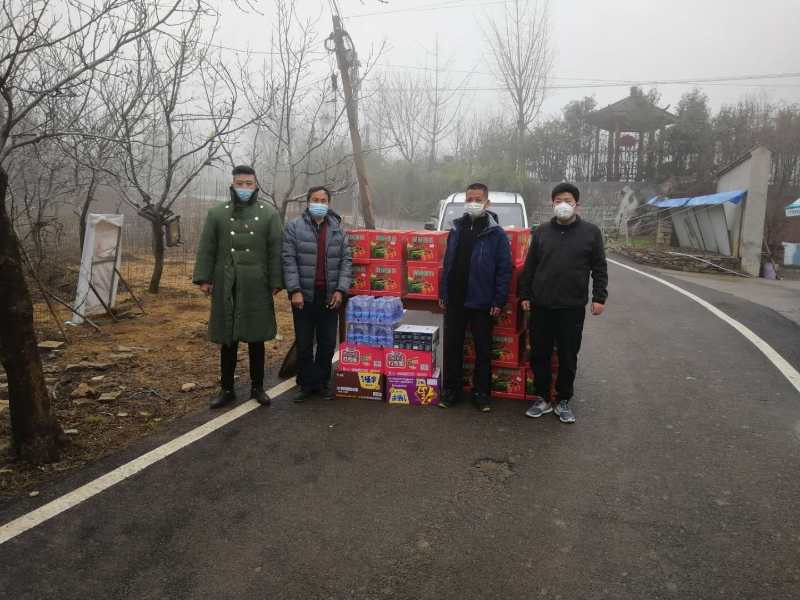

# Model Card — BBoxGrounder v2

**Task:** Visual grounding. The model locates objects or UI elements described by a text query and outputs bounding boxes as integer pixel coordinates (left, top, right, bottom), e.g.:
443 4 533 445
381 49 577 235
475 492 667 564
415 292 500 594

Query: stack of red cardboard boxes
348 230 405 296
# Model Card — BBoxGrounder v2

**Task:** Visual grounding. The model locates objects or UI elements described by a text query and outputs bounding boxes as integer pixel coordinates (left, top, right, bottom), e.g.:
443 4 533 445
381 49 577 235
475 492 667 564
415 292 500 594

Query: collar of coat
452 211 501 236
302 208 343 230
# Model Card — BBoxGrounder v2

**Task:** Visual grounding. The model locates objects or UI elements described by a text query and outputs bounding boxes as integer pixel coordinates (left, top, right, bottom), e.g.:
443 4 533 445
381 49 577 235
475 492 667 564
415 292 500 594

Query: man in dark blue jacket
438 183 512 412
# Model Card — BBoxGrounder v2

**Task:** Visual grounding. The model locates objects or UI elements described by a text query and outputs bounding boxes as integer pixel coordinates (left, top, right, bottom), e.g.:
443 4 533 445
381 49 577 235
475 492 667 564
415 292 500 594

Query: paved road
2 259 800 600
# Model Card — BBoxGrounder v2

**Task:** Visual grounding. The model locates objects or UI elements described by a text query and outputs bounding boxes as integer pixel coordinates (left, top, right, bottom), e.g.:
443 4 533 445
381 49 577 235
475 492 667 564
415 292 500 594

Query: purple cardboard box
386 369 441 406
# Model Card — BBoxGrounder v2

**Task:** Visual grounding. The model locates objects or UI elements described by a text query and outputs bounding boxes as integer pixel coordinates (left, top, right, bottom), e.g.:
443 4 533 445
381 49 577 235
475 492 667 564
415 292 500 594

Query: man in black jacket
519 182 608 423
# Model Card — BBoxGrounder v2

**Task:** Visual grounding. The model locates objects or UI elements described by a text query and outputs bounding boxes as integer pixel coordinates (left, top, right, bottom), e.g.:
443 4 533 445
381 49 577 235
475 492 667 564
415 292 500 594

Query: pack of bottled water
345 296 404 347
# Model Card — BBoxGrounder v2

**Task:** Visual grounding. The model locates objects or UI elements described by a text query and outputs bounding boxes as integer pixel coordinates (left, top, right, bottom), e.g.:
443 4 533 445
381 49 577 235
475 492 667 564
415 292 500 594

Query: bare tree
484 0 553 176
109 11 257 293
0 0 196 463
372 71 428 164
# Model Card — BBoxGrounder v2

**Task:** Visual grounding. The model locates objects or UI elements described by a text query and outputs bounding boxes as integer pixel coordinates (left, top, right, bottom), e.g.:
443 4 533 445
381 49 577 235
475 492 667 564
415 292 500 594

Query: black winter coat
518 216 608 308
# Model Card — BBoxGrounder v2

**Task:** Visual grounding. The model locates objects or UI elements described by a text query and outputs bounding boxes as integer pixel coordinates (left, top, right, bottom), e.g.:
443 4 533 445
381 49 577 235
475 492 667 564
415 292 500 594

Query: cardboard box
338 343 384 371
348 229 371 263
504 227 531 266
383 347 437 376
495 296 524 333
464 330 527 367
405 231 449 262
368 262 404 296
335 369 384 400
405 262 441 300
491 366 526 400
509 263 523 297
349 263 369 294
462 363 474 390
386 369 441 406
393 324 440 352
490 330 526 367
369 230 404 260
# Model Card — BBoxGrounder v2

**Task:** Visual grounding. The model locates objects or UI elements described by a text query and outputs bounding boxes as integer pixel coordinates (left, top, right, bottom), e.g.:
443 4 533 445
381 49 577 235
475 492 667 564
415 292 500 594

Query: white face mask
465 202 486 218
554 202 575 221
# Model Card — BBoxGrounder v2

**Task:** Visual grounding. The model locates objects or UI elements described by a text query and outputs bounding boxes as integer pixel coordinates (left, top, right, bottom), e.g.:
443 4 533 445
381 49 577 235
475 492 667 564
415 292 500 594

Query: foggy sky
223 0 800 122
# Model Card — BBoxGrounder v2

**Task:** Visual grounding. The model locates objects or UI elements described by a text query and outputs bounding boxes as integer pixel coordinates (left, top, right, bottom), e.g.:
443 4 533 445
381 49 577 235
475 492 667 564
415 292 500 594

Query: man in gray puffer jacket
282 186 352 401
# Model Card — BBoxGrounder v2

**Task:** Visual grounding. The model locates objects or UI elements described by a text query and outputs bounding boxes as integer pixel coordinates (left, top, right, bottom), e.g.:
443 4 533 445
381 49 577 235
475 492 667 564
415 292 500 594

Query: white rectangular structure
70 214 124 324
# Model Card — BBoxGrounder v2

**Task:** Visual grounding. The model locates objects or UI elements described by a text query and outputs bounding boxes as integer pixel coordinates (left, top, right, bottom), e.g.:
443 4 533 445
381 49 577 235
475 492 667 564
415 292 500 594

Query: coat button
230 248 235 252
230 218 234 222
246 249 250 252
230 231 235 235
250 231 254 235
254 217 259 221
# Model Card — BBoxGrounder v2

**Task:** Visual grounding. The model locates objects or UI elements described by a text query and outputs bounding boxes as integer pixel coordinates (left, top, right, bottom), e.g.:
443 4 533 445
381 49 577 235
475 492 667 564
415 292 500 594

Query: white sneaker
525 397 553 418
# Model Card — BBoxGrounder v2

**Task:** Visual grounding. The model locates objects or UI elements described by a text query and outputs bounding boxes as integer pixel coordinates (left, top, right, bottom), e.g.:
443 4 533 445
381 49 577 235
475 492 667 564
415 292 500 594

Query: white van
426 191 529 231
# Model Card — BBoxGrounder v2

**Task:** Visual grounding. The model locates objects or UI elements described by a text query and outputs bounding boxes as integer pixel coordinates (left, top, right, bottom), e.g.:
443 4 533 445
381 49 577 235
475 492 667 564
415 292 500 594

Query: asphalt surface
2 258 800 600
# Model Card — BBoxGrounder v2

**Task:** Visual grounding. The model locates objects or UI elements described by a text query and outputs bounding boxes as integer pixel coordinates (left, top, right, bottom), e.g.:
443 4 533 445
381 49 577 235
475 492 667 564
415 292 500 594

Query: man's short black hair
306 185 332 202
232 165 256 177
466 182 489 196
551 182 580 203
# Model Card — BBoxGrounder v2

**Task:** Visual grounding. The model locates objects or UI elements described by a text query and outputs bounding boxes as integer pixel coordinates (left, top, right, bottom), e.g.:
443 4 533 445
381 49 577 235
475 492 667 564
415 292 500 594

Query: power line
348 0 512 19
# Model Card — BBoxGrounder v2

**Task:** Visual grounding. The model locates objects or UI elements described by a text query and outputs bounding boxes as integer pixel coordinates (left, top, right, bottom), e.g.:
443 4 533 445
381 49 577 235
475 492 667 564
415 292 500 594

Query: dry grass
1 259 294 498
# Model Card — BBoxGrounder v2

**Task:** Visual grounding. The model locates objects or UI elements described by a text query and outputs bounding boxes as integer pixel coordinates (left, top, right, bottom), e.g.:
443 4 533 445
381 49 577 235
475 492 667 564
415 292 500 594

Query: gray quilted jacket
282 209 352 302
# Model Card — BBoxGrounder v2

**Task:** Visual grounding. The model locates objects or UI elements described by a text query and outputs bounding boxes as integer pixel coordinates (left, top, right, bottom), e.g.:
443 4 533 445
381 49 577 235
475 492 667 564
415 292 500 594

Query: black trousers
530 306 586 402
292 288 339 392
220 341 265 391
443 305 492 396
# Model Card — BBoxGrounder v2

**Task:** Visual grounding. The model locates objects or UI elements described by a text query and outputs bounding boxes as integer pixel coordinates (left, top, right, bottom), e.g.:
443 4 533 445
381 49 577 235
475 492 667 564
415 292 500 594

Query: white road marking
609 258 800 395
0 350 340 545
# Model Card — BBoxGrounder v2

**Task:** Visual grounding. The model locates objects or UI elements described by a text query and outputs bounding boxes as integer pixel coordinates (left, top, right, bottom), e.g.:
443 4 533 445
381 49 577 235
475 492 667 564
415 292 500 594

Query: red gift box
348 229 371 263
504 227 531 266
338 343 384 371
462 363 474 390
491 366 526 400
349 263 369 294
368 261 404 296
490 330 526 368
509 262 526 297
405 262 441 300
495 296 524 333
405 231 449 262
368 230 404 261
524 367 557 402
383 347 436 376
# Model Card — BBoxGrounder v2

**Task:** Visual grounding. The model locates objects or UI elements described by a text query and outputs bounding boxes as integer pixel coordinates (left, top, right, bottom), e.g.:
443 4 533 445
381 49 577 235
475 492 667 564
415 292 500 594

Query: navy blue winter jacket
439 213 512 310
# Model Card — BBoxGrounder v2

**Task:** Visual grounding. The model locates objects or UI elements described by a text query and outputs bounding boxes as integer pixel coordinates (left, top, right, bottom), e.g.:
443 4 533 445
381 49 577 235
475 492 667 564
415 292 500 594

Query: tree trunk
79 177 96 252
0 166 62 463
148 217 165 294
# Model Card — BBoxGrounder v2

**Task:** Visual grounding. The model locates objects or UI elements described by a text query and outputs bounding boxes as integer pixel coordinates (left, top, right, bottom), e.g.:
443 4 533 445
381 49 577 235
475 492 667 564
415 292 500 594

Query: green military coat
193 196 284 345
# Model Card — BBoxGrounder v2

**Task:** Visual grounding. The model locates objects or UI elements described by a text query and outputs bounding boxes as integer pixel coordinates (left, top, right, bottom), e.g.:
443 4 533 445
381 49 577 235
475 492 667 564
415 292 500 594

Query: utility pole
327 5 376 228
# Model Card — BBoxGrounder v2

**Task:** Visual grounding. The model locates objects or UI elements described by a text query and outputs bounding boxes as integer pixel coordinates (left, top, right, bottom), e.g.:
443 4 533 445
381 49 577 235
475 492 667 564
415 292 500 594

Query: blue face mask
309 203 329 219
233 187 253 202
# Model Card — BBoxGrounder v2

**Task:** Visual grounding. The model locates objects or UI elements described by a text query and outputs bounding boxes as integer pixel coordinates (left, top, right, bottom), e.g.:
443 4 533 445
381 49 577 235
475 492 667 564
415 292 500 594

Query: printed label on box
335 369 384 400
495 296 523 333
339 343 384 371
387 369 441 405
383 348 436 376
405 262 440 299
348 229 371 262
369 231 404 260
491 366 526 399
406 231 448 262
368 262 403 295
349 263 369 294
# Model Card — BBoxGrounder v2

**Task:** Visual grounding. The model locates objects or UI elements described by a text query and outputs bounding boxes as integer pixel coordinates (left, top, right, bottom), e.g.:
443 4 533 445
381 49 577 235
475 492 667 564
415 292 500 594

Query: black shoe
210 389 236 409
293 387 316 403
320 384 334 401
251 385 271 406
439 389 462 409
472 392 492 413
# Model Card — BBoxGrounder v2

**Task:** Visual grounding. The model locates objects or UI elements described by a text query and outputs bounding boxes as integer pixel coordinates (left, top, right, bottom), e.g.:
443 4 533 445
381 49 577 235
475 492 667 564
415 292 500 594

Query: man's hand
489 306 501 318
591 302 605 316
291 291 305 310
438 299 446 310
199 282 213 297
272 288 283 297
328 291 344 310
521 300 531 312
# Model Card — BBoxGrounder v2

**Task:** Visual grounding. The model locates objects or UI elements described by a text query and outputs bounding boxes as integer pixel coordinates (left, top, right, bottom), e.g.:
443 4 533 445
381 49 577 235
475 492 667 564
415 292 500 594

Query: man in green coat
193 165 283 408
